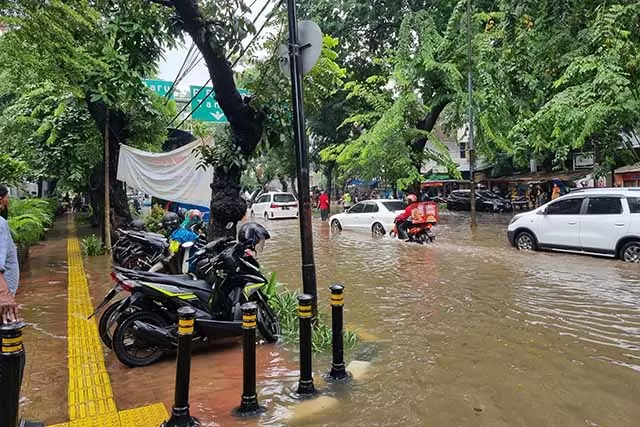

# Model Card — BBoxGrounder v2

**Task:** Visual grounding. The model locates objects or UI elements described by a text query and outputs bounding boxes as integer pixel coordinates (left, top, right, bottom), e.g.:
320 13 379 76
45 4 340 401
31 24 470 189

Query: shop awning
488 170 590 183
614 163 640 174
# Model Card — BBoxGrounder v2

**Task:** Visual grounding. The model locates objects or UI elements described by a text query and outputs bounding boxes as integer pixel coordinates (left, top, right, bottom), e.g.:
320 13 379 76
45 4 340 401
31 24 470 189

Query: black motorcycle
105 238 280 367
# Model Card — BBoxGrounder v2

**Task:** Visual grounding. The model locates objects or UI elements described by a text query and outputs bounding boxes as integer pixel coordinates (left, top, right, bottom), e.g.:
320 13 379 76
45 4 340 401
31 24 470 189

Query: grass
81 234 105 256
265 274 359 353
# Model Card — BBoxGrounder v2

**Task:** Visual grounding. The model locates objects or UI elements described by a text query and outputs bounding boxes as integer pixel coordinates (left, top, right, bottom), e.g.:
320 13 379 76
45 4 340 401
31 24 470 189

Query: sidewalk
17 217 298 426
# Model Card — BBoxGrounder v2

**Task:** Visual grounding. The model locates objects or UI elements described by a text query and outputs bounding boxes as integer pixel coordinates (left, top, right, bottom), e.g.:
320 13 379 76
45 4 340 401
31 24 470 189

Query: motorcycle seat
114 267 211 292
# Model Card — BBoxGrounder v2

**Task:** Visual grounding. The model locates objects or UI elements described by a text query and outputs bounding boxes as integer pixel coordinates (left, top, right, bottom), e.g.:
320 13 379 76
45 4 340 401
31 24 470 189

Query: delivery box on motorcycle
411 201 438 224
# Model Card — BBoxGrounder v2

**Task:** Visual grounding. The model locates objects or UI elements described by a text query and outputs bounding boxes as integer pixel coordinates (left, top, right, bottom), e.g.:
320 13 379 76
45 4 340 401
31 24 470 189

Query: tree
475 1 640 173
0 0 176 231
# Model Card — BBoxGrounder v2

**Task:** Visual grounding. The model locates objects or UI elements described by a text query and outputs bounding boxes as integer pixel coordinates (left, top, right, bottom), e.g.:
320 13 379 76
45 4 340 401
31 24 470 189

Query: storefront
614 164 640 187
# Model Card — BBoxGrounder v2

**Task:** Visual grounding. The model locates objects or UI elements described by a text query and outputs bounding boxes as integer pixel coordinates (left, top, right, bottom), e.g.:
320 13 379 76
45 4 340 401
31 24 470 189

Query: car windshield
382 201 406 211
273 194 295 203
478 190 500 199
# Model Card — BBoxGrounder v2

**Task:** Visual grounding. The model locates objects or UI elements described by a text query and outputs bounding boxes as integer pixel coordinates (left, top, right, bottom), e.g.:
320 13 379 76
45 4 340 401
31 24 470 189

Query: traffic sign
142 79 174 99
190 86 249 122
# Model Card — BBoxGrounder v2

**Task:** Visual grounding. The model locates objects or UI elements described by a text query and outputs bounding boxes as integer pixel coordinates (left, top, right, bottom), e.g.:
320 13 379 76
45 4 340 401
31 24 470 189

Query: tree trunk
278 175 288 192
85 99 132 235
168 0 264 240
324 162 334 205
207 164 246 239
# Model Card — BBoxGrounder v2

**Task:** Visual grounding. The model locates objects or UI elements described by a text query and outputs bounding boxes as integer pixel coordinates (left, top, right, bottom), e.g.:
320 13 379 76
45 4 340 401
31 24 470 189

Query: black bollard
295 294 316 397
161 307 199 427
0 322 26 427
232 303 266 417
326 284 351 382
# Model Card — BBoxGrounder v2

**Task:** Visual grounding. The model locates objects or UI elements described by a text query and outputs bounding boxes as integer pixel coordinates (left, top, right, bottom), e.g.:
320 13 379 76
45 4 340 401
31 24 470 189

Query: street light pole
467 0 477 228
286 0 318 315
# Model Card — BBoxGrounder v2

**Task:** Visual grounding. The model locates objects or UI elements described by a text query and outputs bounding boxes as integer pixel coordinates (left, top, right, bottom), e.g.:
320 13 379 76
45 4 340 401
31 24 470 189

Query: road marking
49 230 168 426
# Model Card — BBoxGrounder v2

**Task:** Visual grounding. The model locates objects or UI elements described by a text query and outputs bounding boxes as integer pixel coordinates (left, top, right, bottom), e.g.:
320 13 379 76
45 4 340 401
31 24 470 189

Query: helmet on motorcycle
162 212 180 232
130 219 146 231
406 194 418 203
188 209 202 220
238 222 270 253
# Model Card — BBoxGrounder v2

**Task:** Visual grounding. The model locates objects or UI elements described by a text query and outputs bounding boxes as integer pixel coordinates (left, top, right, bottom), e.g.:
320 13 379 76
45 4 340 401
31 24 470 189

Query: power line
173 0 281 128
164 42 196 100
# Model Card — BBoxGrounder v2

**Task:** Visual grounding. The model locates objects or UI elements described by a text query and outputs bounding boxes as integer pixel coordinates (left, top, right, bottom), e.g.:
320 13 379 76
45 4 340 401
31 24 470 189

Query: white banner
116 138 213 207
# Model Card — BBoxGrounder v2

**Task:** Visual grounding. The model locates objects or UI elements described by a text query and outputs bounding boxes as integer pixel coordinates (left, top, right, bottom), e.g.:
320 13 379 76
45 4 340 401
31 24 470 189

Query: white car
508 187 640 262
250 192 299 220
329 199 406 236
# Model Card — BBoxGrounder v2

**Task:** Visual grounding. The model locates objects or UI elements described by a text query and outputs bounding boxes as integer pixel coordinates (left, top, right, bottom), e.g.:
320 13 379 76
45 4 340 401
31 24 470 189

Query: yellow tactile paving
49 226 169 426
118 403 170 426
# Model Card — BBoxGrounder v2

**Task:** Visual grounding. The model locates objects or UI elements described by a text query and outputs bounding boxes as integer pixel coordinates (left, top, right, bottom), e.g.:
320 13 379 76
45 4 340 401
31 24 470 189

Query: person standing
342 191 353 211
318 190 330 221
0 184 19 324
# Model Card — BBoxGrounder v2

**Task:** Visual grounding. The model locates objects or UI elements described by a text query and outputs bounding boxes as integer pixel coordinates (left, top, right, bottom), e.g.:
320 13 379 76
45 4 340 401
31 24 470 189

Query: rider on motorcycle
238 222 271 260
395 194 420 240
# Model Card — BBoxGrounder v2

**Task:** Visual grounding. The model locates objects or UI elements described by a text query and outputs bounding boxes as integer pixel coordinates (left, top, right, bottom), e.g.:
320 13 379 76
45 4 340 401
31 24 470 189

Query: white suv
250 192 299 220
507 188 640 262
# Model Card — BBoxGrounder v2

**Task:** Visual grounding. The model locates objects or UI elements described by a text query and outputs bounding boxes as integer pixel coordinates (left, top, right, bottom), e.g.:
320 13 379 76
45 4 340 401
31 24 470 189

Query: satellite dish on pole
279 20 323 78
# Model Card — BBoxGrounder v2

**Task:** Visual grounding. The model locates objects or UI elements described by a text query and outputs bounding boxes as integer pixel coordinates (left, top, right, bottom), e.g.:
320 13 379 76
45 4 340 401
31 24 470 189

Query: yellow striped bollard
232 302 265 417
0 322 27 427
296 294 316 397
326 284 351 382
162 307 199 427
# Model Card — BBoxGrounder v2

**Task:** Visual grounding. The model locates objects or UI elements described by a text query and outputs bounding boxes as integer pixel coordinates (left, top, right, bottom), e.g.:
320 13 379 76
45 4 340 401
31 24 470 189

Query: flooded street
16 214 640 426
258 212 640 426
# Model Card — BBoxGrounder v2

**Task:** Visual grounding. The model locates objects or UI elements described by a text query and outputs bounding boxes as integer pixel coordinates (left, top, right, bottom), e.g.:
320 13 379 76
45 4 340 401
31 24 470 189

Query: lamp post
467 0 477 228
286 0 318 314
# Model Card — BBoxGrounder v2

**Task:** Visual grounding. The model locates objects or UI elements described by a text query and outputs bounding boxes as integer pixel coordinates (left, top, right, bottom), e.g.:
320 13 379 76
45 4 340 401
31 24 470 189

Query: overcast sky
157 0 275 92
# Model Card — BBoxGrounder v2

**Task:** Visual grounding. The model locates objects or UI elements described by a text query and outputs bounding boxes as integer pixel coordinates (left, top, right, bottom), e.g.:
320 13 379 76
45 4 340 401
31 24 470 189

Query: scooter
390 220 436 244
106 239 280 367
90 239 209 349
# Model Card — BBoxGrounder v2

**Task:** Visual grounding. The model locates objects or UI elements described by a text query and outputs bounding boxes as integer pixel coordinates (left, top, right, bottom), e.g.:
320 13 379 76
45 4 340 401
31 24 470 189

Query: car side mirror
537 208 547 215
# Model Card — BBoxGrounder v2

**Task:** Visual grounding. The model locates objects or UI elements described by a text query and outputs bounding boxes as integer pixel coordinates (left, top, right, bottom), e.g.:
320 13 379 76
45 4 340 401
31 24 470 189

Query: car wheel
331 219 342 232
264 212 269 220
250 210 255 218
372 222 385 237
515 231 536 251
621 241 640 263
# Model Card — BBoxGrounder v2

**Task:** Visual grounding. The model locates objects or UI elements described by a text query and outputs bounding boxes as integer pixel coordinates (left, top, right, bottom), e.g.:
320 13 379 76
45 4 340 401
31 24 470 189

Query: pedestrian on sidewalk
0 184 19 324
319 189 330 221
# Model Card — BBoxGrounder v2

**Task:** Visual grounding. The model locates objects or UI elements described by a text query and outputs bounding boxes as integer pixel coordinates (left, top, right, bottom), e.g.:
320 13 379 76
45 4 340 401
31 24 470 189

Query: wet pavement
16 212 640 426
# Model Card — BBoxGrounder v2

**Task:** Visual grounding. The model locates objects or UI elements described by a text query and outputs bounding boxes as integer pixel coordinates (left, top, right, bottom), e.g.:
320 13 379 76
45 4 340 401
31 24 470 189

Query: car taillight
270 203 279 208
292 202 298 207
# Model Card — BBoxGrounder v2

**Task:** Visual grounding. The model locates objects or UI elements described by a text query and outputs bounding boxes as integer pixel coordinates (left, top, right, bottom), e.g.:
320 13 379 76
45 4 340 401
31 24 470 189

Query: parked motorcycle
103 232 280 367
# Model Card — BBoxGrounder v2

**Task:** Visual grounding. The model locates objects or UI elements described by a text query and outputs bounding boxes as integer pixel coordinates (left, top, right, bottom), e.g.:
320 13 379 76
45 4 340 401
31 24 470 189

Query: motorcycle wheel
112 311 168 367
98 301 124 349
256 297 281 343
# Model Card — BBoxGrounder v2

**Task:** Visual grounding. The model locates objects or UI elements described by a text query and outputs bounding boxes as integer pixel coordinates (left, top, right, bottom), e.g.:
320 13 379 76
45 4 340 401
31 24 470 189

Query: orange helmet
406 194 418 203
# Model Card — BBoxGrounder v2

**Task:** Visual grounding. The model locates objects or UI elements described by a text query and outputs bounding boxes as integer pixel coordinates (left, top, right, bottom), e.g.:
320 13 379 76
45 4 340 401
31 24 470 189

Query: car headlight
509 214 522 226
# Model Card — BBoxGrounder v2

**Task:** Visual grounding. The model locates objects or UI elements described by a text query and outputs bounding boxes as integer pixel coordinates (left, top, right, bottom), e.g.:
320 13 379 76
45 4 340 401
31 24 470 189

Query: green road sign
190 86 248 122
142 79 174 99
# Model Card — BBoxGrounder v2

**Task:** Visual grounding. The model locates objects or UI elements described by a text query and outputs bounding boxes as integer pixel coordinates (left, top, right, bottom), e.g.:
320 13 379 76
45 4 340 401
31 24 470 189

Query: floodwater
17 213 640 426
258 212 640 426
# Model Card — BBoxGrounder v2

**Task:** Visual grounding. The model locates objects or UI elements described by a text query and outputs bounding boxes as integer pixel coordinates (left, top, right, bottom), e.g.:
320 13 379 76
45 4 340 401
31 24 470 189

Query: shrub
81 234 105 256
144 204 167 233
7 198 56 247
265 274 359 353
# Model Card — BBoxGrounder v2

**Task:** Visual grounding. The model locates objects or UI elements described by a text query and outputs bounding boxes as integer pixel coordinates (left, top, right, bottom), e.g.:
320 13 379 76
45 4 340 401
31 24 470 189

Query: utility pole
467 0 477 228
286 0 318 314
104 110 112 252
